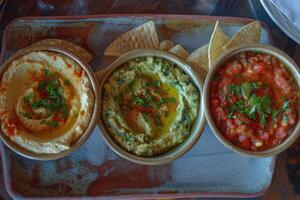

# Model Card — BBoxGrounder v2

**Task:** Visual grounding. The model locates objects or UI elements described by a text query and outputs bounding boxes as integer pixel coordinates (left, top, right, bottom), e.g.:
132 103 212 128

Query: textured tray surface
0 15 275 199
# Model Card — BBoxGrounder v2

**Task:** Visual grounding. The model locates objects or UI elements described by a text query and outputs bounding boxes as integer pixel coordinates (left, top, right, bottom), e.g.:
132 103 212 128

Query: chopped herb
282 115 288 123
242 82 252 99
229 84 242 96
132 95 146 106
21 112 31 118
146 80 161 87
261 113 267 127
249 106 256 115
282 99 292 112
136 64 142 72
37 80 47 91
271 108 280 123
25 74 70 127
251 82 259 89
261 95 271 114
182 113 191 126
162 65 170 76
44 68 51 78
227 112 234 119
46 121 58 127
229 92 274 126
172 80 183 88
157 97 176 105
128 77 136 90
23 94 31 104
142 113 149 123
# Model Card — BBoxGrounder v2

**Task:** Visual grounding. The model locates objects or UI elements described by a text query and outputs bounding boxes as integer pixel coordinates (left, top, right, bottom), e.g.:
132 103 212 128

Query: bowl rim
203 43 300 157
0 45 100 160
97 49 206 165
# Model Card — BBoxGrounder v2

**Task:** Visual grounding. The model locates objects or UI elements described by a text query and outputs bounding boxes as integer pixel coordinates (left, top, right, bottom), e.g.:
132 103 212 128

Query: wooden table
0 0 299 199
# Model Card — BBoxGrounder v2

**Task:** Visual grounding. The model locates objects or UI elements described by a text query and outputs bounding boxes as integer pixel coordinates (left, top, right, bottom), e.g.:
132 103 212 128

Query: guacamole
102 56 199 156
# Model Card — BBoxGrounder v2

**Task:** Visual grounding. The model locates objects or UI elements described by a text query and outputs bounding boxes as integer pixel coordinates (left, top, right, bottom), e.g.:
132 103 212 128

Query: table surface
0 0 299 199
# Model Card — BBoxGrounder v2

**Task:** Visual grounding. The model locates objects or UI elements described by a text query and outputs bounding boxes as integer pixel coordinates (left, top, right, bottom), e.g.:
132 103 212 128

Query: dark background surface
0 0 299 199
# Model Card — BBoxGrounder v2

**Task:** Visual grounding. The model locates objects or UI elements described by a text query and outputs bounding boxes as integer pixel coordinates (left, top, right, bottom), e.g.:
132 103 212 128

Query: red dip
210 51 298 151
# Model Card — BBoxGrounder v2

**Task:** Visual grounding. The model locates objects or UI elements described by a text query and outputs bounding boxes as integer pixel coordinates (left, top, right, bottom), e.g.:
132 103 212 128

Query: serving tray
0 14 275 199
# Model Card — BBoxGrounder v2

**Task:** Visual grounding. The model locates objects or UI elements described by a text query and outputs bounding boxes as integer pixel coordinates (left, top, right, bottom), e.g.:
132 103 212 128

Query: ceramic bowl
0 45 100 160
203 44 300 157
97 49 206 165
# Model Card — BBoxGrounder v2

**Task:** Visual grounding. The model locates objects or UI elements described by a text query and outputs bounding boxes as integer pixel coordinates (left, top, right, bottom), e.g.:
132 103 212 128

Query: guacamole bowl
96 49 206 165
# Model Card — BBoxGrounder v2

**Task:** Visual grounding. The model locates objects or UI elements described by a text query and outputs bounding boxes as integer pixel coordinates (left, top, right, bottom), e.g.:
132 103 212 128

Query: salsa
101 56 199 156
210 51 298 151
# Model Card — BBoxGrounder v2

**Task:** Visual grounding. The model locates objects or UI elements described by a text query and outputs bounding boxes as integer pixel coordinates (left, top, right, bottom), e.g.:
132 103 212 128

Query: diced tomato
211 81 218 91
211 99 220 107
247 56 258 64
253 62 265 74
226 119 235 129
219 78 232 89
261 132 270 141
37 90 48 98
274 67 292 95
239 138 252 150
226 63 242 75
53 114 63 123
210 92 218 99
275 127 287 139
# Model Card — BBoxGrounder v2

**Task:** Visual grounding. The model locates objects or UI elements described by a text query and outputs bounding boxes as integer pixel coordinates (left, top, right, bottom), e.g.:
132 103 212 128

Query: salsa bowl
204 44 300 157
0 45 100 160
97 49 206 165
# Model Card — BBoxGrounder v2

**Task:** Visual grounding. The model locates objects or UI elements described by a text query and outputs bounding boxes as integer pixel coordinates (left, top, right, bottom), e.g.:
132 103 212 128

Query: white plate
260 0 300 44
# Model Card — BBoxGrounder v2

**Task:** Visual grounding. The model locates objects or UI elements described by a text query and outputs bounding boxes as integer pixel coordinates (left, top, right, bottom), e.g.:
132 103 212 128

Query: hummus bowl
0 45 100 160
97 49 206 165
203 44 300 157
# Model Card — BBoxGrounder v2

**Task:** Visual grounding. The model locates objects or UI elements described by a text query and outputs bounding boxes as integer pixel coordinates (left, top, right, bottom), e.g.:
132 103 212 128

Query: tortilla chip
159 40 174 51
223 21 261 51
168 44 189 60
208 21 230 68
31 39 93 63
104 21 159 57
186 44 209 72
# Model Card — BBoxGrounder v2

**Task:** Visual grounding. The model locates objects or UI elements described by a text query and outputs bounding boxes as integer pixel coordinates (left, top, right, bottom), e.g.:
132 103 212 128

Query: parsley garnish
44 68 51 78
23 69 70 127
282 99 292 112
241 82 252 99
229 84 242 96
282 115 288 124
47 121 58 127
146 80 161 87
227 82 280 127
271 108 280 123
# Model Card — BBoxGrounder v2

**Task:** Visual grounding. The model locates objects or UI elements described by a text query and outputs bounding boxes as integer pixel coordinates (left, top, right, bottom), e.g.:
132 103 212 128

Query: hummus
102 56 199 156
0 51 94 154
